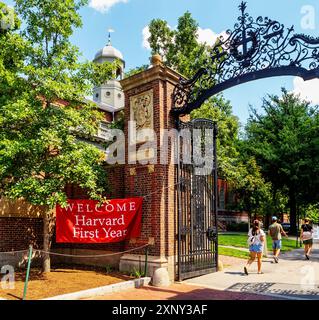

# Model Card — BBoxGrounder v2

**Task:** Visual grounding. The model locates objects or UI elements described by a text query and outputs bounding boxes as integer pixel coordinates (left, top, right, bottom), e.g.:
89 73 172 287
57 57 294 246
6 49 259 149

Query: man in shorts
268 217 288 263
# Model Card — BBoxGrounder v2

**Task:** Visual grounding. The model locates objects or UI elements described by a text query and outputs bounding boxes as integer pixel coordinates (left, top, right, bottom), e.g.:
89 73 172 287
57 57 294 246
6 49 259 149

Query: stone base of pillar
119 254 175 282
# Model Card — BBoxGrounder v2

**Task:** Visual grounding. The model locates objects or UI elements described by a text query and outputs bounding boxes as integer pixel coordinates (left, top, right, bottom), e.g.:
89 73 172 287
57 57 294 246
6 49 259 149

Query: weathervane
107 28 115 46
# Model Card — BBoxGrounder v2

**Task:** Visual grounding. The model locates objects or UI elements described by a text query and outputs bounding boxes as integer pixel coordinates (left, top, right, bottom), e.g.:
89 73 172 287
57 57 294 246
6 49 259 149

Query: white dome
94 44 124 62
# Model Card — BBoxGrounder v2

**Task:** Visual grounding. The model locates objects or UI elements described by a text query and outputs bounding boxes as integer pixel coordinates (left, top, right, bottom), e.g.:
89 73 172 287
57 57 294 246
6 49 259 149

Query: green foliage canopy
0 1 116 209
244 89 319 232
147 12 209 78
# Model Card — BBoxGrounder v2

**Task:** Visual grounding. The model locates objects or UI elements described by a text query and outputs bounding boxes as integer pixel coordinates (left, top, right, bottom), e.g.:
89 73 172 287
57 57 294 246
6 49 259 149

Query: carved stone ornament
130 90 154 132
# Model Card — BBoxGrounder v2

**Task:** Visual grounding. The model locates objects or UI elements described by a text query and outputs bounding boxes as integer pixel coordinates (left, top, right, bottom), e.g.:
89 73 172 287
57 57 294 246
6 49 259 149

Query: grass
218 247 249 259
219 233 248 248
218 232 298 258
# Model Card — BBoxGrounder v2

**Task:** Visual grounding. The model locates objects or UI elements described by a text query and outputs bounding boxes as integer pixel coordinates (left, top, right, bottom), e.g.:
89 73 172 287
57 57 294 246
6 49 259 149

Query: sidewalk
84 283 276 300
84 244 319 300
185 243 319 300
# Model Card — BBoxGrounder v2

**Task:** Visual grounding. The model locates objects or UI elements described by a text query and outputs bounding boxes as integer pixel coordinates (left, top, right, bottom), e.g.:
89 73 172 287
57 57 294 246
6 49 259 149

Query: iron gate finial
239 1 247 15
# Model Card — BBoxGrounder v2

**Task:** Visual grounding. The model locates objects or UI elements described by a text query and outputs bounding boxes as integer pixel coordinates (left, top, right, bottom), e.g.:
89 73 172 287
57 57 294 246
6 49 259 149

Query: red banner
56 198 143 243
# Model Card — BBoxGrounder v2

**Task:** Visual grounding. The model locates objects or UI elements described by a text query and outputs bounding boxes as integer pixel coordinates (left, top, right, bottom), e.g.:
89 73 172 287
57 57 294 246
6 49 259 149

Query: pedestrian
300 218 314 260
244 220 265 275
268 216 288 263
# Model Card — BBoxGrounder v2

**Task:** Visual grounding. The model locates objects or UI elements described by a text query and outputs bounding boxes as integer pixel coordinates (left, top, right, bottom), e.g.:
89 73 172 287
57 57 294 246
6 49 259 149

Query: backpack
247 234 256 246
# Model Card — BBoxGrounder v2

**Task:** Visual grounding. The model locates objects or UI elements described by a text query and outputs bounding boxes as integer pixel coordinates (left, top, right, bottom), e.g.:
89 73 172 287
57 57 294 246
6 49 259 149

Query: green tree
191 98 272 225
0 2 25 100
191 97 240 181
237 140 289 228
145 12 279 225
125 64 148 78
230 156 272 227
148 19 174 61
300 203 319 224
147 12 209 78
0 0 115 272
244 89 319 234
146 12 239 181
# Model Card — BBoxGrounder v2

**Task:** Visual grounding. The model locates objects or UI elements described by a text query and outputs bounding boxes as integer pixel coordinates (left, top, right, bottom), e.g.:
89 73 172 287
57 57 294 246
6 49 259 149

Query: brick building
0 41 247 279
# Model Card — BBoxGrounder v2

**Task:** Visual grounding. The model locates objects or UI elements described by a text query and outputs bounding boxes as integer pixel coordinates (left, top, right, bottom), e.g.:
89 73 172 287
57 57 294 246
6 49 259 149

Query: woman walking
300 218 314 260
244 220 265 275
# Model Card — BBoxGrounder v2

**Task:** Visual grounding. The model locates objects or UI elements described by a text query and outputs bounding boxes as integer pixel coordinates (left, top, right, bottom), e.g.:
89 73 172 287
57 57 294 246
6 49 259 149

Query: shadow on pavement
145 286 276 300
166 288 274 300
224 271 246 276
280 249 319 262
227 282 319 300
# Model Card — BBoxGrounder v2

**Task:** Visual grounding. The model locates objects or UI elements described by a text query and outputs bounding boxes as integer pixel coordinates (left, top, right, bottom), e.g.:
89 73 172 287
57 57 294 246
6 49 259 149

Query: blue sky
4 0 319 126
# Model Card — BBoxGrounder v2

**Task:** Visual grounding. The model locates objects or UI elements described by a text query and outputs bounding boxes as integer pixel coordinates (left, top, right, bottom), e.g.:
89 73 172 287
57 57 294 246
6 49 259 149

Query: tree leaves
147 12 209 78
0 1 113 208
244 89 319 225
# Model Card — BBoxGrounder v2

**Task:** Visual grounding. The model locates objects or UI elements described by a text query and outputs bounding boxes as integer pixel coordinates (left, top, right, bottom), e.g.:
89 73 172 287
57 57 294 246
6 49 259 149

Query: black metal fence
177 119 218 281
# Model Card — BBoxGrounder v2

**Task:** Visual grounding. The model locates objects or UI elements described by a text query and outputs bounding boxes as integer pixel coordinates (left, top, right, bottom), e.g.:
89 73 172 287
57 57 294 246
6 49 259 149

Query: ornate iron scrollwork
206 227 217 242
172 1 319 116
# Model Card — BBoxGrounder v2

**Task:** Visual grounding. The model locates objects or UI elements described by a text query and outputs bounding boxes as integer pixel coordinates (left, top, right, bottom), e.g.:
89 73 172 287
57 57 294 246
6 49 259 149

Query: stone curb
41 277 151 300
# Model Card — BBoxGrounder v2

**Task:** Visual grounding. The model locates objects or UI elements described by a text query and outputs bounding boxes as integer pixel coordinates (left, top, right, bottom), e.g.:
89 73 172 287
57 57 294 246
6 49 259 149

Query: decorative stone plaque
130 90 154 133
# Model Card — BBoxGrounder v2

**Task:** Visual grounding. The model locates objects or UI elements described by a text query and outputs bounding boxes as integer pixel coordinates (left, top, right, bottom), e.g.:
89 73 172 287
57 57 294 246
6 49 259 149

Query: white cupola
93 31 125 112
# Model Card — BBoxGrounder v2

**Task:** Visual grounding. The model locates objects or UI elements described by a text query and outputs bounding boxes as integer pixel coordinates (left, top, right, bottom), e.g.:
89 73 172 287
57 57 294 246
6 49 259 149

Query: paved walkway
186 243 319 300
84 283 276 300
84 243 319 300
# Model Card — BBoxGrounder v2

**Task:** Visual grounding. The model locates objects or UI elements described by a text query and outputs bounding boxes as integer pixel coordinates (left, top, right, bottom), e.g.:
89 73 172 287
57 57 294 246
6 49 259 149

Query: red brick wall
0 217 43 251
0 66 180 262
105 165 125 199
120 70 181 258
64 165 125 200
122 80 162 256
0 165 126 253
52 164 126 252
103 111 113 123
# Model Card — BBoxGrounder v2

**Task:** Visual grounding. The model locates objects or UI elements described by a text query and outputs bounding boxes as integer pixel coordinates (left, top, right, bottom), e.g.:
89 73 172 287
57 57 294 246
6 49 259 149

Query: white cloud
89 0 128 13
293 77 319 104
142 25 226 51
142 26 151 50
197 27 221 46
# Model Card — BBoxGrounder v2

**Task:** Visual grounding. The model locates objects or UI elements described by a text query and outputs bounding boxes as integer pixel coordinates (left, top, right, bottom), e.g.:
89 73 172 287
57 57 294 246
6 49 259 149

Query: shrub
130 268 145 278
226 222 249 232
104 265 114 274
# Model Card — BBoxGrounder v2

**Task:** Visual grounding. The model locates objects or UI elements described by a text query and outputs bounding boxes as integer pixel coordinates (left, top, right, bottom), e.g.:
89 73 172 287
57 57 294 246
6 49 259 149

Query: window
219 186 225 210
96 121 112 141
227 189 236 206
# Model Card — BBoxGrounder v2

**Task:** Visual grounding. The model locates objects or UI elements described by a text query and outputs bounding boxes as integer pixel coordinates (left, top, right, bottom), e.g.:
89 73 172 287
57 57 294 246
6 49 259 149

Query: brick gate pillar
119 56 182 281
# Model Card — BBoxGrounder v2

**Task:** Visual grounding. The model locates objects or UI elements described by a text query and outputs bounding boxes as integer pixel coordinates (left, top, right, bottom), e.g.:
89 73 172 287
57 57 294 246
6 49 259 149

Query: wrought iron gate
173 1 319 281
177 119 218 281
